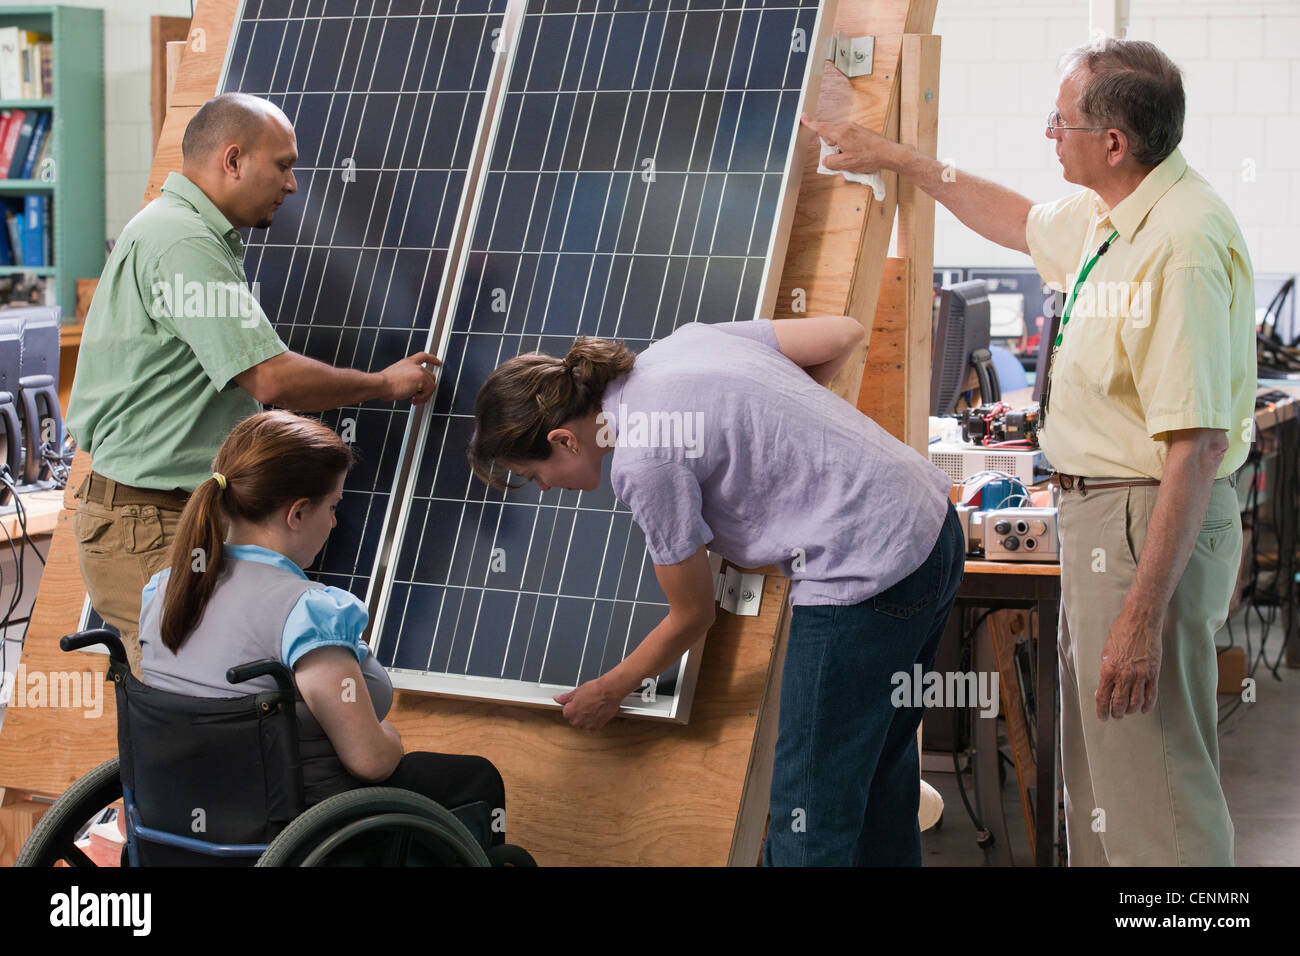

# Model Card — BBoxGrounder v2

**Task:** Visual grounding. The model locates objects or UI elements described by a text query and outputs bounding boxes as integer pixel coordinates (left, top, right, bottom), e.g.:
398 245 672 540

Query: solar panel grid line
515 7 677 686
224 0 513 601
657 6 754 340
638 14 730 341
687 4 768 328
270 10 395 585
598 5 733 671
729 17 801 314
461 5 596 680
392 8 550 676
238 4 387 592
415 7 605 683
348 0 511 601
377 6 629 688
368 0 532 669
527 3 693 689
520 6 655 690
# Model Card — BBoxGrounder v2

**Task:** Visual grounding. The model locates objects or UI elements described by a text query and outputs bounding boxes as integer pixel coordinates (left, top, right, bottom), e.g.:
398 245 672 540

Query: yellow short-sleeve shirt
1025 148 1256 480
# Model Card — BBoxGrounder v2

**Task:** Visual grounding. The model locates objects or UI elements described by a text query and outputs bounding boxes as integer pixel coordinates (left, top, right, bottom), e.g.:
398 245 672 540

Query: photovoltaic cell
372 0 822 718
220 0 509 600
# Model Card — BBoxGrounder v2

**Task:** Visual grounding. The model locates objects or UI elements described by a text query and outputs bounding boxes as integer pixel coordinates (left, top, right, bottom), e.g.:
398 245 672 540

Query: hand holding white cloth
817 137 886 201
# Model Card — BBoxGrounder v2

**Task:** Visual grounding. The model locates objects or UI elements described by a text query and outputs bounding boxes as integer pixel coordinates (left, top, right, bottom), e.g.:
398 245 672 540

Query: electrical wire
952 607 996 839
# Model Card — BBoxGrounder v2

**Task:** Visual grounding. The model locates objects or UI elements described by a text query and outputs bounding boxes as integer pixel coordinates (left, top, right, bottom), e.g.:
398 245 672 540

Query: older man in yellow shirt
805 37 1253 866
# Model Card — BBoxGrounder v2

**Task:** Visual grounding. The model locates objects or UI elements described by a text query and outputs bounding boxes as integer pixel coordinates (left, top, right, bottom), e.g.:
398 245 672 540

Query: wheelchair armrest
227 659 296 694
60 629 128 663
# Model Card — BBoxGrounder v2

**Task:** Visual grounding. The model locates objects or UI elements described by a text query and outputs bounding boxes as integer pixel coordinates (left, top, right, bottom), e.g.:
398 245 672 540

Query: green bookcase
0 4 104 323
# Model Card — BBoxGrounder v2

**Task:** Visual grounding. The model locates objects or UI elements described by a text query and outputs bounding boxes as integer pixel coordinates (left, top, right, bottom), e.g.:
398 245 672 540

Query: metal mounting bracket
825 31 874 78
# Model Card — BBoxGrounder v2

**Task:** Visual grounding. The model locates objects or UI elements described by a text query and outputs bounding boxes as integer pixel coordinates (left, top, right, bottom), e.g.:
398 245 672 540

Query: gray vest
139 557 393 803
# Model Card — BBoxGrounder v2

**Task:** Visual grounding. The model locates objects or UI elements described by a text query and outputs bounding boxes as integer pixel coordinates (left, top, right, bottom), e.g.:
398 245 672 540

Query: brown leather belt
1049 473 1161 496
78 471 191 511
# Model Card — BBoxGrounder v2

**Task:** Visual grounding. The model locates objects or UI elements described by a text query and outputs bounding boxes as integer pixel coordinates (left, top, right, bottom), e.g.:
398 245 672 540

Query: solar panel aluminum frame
369 0 836 723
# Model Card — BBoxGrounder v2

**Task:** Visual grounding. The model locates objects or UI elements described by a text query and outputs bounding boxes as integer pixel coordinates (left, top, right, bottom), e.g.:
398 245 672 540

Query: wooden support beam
897 34 941 453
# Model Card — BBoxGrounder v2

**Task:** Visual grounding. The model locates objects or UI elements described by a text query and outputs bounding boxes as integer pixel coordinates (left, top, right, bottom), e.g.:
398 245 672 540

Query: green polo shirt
67 172 286 491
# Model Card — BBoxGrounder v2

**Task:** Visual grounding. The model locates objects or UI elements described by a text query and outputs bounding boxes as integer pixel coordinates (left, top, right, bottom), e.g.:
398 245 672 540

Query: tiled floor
920 604 1299 866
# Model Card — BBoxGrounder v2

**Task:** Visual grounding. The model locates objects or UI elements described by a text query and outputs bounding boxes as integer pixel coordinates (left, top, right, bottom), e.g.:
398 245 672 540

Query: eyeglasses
1046 110 1107 135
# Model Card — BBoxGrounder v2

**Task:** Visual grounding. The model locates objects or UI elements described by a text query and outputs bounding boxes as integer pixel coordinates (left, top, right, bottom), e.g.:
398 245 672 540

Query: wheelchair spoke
60 843 98 868
382 828 412 866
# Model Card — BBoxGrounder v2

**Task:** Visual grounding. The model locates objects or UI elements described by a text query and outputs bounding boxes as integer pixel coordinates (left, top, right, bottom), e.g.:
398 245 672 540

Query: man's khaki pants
73 481 185 678
1057 477 1239 866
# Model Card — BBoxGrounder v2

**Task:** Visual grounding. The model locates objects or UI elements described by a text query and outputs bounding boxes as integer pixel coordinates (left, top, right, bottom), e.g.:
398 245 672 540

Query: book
0 111 12 159
38 42 51 99
18 111 47 179
0 108 24 178
0 28 19 100
6 110 36 180
18 32 49 100
22 193 42 266
0 208 12 266
31 127 51 182
5 208 23 266
41 195 49 268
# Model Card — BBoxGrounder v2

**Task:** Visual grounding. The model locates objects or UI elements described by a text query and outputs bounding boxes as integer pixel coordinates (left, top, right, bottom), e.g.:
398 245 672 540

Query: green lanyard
1056 228 1120 346
1041 228 1120 419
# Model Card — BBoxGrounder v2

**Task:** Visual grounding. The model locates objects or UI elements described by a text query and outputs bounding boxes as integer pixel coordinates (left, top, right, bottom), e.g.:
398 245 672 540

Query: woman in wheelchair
136 410 509 848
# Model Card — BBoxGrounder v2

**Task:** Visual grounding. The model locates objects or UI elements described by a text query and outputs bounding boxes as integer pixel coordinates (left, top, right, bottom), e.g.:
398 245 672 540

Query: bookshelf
0 5 104 322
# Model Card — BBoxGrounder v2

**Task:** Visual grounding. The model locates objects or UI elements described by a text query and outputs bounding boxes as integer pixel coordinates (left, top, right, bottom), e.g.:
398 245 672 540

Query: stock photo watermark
0 665 102 718
596 405 705 458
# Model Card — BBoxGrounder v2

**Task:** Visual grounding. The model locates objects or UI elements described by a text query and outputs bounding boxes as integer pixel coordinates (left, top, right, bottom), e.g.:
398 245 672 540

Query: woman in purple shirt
469 316 964 866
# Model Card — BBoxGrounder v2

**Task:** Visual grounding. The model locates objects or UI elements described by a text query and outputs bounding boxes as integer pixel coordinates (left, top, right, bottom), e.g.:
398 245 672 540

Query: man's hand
800 111 1033 254
554 676 625 730
380 352 441 404
800 112 897 175
1096 607 1163 720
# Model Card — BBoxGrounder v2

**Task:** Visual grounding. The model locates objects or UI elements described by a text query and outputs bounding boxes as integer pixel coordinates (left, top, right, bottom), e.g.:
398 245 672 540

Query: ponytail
159 411 353 652
469 336 635 489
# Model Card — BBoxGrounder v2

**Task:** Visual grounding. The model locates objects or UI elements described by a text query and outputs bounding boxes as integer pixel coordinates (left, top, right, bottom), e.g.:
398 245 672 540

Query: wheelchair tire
15 758 123 868
255 787 491 867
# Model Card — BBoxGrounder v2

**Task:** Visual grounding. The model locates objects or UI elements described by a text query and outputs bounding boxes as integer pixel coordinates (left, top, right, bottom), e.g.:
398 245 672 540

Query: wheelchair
17 629 535 867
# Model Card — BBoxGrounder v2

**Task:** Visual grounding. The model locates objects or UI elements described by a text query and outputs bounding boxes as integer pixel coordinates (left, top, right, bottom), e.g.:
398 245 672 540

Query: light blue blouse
140 544 370 668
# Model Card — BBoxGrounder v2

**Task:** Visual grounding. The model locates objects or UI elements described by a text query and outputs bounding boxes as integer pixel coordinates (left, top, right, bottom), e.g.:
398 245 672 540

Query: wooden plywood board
150 16 192 148
857 256 911 441
1 0 942 866
896 34 941 452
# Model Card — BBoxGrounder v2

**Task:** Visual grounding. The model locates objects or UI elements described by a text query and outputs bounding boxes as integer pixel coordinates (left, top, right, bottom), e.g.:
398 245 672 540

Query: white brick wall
929 0 1300 274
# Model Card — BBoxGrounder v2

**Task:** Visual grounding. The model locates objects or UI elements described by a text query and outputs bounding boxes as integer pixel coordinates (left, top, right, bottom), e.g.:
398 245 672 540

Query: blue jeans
763 501 965 866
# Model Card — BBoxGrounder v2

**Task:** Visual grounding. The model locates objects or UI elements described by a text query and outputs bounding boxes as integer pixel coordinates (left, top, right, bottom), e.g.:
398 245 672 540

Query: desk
948 385 1300 866
955 559 1060 867
1 489 64 540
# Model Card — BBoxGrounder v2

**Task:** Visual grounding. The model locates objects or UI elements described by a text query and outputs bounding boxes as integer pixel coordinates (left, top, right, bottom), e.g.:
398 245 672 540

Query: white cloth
817 138 886 201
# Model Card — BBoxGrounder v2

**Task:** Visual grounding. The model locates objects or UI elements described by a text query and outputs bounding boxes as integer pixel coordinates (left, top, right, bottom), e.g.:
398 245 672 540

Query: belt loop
103 476 116 509
1077 476 1087 497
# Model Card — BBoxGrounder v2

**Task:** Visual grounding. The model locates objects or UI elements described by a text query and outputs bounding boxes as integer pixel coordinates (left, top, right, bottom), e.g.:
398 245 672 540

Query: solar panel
371 0 827 720
220 0 510 601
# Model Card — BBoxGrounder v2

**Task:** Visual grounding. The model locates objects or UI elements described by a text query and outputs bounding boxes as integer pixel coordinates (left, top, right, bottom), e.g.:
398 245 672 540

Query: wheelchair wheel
255 787 491 867
15 758 123 867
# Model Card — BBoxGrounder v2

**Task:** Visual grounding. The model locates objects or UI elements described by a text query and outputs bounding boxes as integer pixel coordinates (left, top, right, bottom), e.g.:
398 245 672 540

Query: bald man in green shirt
67 93 439 675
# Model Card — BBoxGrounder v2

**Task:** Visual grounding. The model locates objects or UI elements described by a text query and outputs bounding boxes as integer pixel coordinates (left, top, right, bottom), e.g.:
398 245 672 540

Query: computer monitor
931 279 999 416
3 304 62 486
0 316 22 494
1031 290 1065 404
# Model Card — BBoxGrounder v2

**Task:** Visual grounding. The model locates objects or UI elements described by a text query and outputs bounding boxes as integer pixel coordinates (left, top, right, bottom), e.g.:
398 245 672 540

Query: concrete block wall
927 0 1297 274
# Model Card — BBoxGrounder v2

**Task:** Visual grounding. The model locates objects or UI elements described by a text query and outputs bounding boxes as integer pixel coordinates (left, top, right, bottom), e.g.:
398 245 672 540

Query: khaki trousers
72 483 186 678
1057 477 1239 866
